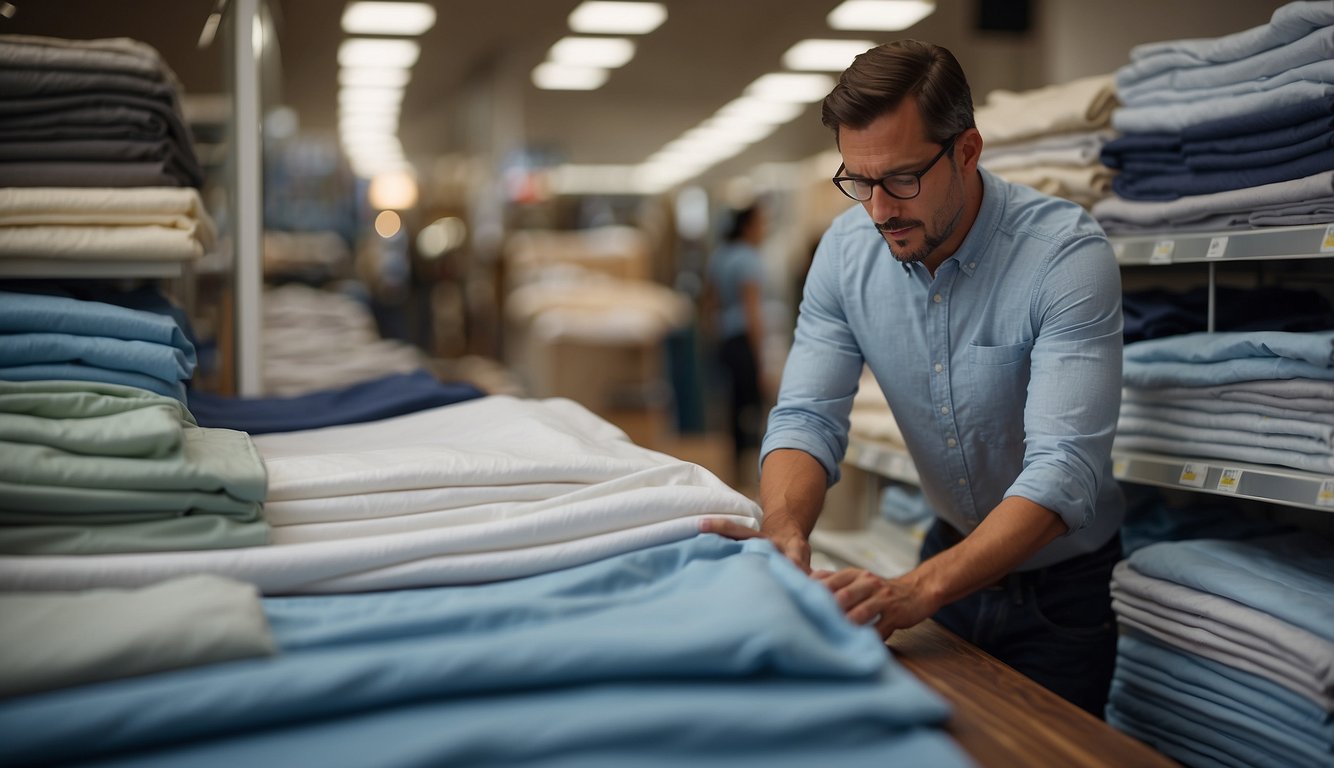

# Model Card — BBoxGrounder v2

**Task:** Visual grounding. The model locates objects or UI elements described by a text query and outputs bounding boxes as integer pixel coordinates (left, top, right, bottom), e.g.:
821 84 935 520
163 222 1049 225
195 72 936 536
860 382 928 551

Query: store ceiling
1 0 989 181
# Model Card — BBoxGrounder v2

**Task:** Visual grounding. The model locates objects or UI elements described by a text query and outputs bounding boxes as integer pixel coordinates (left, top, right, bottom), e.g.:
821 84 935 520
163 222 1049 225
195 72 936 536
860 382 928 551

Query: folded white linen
261 482 584 525
0 515 758 595
0 396 762 593
255 396 692 500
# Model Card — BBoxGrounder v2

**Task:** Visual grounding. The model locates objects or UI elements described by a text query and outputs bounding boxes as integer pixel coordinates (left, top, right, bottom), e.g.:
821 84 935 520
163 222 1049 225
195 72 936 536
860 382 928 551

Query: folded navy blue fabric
1182 92 1334 140
1113 147 1334 200
187 369 484 434
1188 112 1334 155
1122 285 1334 343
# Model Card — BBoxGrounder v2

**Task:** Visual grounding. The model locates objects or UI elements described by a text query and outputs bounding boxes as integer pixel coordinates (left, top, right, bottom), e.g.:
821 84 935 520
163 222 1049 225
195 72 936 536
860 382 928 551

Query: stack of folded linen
0 395 764 593
975 74 1120 208
1095 1 1334 233
262 283 425 396
0 289 197 401
0 186 215 263
0 34 203 188
0 379 269 555
1107 534 1334 767
1117 330 1334 474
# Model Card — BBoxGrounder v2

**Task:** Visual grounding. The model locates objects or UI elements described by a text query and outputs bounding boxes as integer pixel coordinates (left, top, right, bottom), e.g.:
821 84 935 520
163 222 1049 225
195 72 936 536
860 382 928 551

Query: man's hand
699 513 812 573
813 567 940 640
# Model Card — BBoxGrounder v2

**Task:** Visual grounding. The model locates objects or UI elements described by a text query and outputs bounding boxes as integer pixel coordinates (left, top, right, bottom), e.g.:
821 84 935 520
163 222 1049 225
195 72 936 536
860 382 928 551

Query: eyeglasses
831 134 959 202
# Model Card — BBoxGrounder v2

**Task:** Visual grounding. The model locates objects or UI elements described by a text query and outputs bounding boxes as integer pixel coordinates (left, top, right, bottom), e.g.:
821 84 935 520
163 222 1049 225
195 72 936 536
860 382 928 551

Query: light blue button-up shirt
763 168 1124 570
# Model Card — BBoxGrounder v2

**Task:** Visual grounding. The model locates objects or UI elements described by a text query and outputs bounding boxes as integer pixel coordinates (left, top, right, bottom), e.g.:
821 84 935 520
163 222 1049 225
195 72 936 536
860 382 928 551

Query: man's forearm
758 448 829 536
904 495 1068 608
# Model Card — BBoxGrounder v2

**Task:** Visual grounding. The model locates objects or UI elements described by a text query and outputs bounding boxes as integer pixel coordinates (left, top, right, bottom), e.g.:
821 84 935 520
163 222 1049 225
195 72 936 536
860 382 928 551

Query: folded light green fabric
0 404 182 458
0 379 194 424
0 425 267 501
0 574 276 699
0 480 261 520
0 514 270 555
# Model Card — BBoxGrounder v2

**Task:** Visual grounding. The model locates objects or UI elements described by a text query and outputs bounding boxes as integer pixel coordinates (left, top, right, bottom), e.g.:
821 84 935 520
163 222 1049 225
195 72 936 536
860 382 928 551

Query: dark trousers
920 519 1121 718
718 334 761 464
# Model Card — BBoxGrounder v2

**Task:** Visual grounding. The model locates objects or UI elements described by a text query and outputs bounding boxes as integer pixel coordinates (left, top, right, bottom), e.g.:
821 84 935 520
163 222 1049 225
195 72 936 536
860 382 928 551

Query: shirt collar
950 167 1006 278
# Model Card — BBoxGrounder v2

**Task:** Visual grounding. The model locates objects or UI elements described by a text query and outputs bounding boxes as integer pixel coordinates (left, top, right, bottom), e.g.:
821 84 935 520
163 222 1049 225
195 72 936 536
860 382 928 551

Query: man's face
838 100 966 270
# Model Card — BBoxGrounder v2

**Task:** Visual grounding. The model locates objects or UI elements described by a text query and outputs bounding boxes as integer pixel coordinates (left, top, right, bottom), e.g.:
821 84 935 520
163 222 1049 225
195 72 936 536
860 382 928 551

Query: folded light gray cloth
1123 388 1334 427
1119 401 1334 444
1092 170 1334 230
1125 378 1334 413
1113 433 1334 474
1113 561 1334 697
1114 600 1334 711
0 574 275 699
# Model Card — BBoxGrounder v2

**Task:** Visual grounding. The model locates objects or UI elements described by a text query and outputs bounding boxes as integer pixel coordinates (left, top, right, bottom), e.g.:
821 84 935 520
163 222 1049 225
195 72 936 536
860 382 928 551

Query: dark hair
724 204 761 242
820 40 975 144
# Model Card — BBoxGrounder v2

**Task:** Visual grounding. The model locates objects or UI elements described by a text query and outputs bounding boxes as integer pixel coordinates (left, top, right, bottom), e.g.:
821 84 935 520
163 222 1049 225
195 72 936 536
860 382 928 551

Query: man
703 40 1125 717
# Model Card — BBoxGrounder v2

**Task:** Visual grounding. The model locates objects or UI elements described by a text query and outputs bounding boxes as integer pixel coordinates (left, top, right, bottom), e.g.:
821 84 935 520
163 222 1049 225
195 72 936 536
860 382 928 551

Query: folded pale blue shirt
0 332 192 383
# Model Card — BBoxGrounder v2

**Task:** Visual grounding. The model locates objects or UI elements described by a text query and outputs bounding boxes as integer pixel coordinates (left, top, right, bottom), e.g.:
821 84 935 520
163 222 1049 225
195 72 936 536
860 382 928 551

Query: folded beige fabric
991 164 1115 203
0 187 215 250
976 74 1119 146
0 225 207 261
0 574 275 699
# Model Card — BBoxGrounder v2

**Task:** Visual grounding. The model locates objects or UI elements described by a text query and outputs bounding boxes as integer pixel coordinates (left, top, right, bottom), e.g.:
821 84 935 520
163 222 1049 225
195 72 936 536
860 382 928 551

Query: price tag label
1318 479 1334 508
1206 236 1229 259
1178 462 1207 488
1111 242 1125 260
1150 240 1175 264
1112 457 1128 478
1215 468 1242 494
1322 223 1334 253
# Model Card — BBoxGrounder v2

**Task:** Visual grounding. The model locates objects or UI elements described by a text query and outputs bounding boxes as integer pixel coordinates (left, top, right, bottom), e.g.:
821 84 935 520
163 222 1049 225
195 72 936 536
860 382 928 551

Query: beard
877 171 965 265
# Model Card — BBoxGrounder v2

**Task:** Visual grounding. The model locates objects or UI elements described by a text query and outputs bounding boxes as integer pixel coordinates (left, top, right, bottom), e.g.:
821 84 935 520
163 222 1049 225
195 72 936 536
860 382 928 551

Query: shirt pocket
965 339 1033 447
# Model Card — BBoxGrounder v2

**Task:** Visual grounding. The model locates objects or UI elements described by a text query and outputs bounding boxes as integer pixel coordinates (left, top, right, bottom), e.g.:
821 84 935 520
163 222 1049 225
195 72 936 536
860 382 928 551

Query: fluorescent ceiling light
782 38 876 71
338 87 405 108
532 62 608 90
568 1 667 34
687 121 777 146
549 36 636 68
716 96 806 125
339 67 412 88
744 72 836 103
828 0 935 31
341 2 436 35
338 38 420 68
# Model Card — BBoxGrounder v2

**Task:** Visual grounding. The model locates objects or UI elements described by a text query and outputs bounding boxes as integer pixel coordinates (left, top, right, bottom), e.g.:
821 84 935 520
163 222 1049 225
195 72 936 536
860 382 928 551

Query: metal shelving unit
1112 450 1334 512
1113 223 1334 512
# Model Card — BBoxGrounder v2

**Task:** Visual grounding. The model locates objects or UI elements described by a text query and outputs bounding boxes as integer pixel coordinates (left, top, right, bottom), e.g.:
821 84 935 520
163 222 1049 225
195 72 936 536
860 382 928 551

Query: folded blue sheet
186 369 483 434
0 363 185 402
0 290 195 369
0 535 969 767
0 333 191 383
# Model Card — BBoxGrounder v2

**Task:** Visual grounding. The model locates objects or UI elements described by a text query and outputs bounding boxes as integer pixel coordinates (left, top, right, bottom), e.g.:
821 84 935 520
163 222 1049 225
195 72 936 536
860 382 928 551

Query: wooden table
888 620 1177 767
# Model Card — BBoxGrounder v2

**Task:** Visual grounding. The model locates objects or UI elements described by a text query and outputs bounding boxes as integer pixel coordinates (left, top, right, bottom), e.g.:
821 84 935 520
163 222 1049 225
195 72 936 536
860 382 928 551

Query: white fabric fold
974 74 1118 146
0 396 762 594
